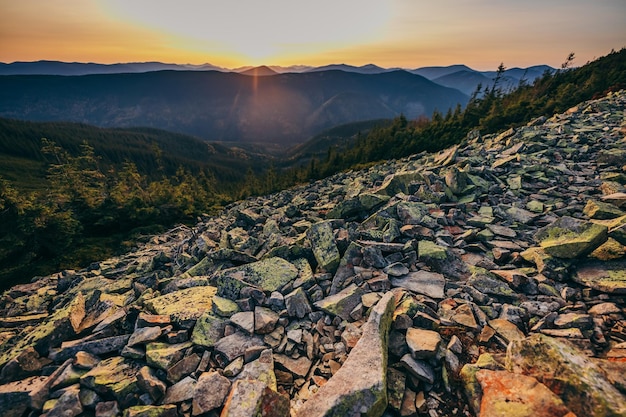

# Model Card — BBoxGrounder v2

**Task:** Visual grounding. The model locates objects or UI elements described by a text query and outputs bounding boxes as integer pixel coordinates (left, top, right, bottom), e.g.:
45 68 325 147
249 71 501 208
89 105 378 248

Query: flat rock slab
49 334 131 362
534 216 608 258
390 270 446 299
296 292 395 417
211 257 298 300
573 260 626 294
144 286 217 321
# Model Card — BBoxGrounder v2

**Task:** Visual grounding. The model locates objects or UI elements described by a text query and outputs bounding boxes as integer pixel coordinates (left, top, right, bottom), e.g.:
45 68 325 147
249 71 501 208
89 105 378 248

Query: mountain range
0 69 468 146
0 60 554 96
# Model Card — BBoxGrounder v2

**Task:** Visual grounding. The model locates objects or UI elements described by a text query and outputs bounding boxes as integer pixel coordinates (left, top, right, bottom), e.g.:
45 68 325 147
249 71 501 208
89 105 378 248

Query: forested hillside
0 69 467 145
275 49 626 183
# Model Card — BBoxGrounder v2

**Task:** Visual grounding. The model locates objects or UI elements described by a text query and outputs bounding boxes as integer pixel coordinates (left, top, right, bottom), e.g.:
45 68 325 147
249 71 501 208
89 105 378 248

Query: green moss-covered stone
80 356 141 405
460 353 505 416
375 170 424 196
307 222 341 273
144 286 217 322
314 283 366 321
534 216 608 258
211 257 299 300
0 293 83 369
211 296 240 317
191 312 227 347
584 200 625 220
122 405 178 417
145 342 192 370
418 240 447 261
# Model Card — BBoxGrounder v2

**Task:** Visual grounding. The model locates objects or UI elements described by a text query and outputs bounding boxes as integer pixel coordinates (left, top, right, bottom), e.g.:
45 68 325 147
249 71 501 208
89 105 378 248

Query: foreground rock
294 292 395 417
1 91 626 416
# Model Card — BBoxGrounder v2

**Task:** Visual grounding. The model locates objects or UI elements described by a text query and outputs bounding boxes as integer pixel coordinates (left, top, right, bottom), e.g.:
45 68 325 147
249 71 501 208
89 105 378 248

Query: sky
0 0 624 71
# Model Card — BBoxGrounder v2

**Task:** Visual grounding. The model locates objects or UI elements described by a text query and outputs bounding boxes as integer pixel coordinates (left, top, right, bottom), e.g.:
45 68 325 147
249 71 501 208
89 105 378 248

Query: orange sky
1 0 624 70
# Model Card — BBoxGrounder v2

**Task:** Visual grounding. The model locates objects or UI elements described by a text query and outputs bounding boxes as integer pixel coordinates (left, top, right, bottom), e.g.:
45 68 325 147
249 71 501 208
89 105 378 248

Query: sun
100 0 392 65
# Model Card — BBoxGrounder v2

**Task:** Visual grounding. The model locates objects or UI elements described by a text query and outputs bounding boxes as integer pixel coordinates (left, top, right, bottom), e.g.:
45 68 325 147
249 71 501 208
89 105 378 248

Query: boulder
211 258 298 300
475 369 572 417
314 283 366 321
573 260 626 294
507 333 626 417
144 286 217 322
390 270 446 299
534 216 608 258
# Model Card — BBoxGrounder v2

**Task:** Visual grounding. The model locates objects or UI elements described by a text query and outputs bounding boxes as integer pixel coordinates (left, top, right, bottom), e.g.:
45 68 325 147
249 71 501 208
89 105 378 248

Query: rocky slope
1 91 626 417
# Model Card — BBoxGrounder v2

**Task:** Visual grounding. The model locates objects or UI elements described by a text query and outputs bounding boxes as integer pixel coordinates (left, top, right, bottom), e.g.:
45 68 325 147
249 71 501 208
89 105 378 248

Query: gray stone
214 332 264 364
162 375 196 404
233 349 277 391
314 283 366 321
285 287 312 319
274 354 312 379
230 311 255 334
400 354 435 385
192 371 231 415
127 326 162 347
46 385 83 417
166 353 201 383
49 334 132 362
254 306 279 334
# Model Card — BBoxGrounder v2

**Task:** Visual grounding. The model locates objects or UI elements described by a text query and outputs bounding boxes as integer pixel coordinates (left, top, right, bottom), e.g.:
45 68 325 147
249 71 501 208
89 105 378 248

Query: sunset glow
0 0 624 70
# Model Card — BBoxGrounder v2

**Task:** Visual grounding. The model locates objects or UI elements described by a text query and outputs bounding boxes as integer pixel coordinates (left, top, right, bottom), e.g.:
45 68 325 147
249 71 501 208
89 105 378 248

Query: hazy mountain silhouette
0 69 468 146
432 70 493 95
239 66 279 76
305 63 393 74
0 60 226 76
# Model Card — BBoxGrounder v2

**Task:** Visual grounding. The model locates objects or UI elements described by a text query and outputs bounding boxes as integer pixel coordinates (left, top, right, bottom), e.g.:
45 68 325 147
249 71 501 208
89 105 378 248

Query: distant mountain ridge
0 69 468 146
0 60 554 99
